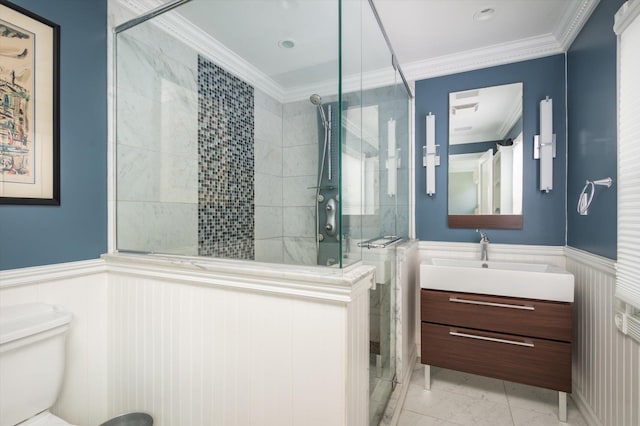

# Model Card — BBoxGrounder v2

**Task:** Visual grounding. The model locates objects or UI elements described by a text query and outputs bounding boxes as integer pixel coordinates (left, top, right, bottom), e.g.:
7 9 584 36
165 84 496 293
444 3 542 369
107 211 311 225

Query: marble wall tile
117 201 198 255
282 206 315 238
283 144 318 177
255 207 283 239
255 173 283 207
117 19 197 83
117 146 197 204
283 237 317 266
115 10 200 254
254 238 284 264
254 88 283 118
255 106 283 146
282 109 318 148
115 91 156 152
117 145 160 202
283 176 317 207
158 81 198 155
254 137 283 177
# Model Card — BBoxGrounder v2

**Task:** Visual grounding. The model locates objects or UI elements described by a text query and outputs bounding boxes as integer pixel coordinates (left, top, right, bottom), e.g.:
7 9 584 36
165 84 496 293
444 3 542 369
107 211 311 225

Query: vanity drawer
421 322 571 392
421 289 572 342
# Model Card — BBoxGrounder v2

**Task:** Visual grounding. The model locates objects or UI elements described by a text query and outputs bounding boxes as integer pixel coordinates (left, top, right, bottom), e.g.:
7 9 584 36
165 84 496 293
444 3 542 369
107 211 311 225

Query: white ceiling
120 0 598 101
374 0 593 72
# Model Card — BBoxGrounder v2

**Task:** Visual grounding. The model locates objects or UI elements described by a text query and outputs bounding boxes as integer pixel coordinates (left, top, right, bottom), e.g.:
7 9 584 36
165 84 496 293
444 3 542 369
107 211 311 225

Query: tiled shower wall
116 22 199 255
254 97 320 265
198 56 255 259
116 22 320 263
254 90 284 263
282 101 319 265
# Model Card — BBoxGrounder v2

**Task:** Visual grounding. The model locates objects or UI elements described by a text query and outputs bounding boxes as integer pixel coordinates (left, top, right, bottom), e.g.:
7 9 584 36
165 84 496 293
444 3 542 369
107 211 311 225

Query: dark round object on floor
100 413 153 426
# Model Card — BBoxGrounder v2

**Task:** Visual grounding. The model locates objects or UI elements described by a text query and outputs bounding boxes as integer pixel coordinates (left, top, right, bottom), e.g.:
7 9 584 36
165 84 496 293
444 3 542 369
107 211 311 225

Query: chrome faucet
477 229 489 261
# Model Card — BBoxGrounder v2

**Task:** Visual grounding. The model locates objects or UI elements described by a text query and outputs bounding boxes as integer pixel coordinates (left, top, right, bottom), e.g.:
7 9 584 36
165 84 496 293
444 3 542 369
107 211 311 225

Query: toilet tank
0 303 72 426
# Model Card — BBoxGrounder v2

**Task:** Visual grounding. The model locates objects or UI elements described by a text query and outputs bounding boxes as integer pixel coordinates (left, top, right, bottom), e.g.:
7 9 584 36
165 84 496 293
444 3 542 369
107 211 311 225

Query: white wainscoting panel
106 255 373 426
346 280 370 426
566 248 639 426
0 260 109 426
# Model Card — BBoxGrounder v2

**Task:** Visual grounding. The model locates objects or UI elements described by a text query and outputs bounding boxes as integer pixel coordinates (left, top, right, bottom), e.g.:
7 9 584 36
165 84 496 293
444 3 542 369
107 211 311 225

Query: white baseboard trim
571 386 602 426
0 258 106 289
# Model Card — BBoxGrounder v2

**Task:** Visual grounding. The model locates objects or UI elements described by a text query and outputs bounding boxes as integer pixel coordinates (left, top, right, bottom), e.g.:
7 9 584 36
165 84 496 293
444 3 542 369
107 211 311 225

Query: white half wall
105 254 373 426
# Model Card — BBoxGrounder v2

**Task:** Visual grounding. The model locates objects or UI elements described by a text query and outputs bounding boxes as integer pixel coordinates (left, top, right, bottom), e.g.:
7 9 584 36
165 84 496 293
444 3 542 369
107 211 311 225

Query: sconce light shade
536 97 555 193
424 113 438 196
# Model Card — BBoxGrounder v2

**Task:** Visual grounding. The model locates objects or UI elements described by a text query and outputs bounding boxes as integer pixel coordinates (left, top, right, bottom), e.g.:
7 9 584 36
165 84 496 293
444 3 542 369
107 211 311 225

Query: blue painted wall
415 55 566 245
566 0 622 260
0 0 107 270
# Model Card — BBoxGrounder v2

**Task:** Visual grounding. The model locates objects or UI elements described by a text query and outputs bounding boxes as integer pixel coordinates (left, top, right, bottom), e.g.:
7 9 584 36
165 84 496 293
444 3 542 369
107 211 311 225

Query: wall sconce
386 118 400 197
423 113 439 196
534 96 556 193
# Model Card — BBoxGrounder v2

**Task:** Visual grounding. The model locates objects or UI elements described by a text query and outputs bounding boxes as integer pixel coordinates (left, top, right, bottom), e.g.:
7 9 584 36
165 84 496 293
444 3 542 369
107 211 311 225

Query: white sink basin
420 258 574 302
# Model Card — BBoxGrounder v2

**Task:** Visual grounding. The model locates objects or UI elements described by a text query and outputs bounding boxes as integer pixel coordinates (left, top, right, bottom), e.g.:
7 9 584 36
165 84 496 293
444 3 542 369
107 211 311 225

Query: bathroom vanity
420 258 574 421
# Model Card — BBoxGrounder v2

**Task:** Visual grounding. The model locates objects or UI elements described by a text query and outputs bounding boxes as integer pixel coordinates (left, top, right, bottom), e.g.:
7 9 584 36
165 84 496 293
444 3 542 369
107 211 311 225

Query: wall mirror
448 82 523 229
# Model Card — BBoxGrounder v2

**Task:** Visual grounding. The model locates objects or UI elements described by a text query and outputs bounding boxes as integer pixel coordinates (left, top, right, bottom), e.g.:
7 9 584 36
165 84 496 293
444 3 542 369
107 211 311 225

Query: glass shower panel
116 15 200 256
116 0 340 264
340 1 412 423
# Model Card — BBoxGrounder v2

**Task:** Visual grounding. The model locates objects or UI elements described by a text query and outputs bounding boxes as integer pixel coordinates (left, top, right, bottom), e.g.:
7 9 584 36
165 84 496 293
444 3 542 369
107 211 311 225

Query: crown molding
555 0 600 50
402 0 598 83
114 0 286 102
114 0 407 104
113 0 596 102
614 0 640 35
402 33 562 83
281 66 400 103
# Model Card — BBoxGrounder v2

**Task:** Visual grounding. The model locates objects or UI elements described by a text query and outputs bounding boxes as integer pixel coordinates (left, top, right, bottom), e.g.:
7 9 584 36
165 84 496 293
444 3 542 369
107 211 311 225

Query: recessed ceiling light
474 7 495 22
278 39 295 49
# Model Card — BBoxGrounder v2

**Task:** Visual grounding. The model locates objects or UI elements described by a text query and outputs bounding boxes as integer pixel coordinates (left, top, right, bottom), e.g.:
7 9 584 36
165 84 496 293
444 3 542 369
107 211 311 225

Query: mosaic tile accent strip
198 55 255 259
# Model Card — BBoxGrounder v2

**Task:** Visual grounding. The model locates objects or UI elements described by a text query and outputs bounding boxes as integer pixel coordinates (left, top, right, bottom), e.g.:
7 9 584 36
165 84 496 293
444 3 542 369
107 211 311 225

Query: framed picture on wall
0 0 60 205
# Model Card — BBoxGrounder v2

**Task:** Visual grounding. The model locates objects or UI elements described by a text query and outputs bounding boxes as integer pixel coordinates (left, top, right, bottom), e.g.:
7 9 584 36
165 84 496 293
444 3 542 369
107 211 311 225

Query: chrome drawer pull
449 297 535 311
449 331 535 347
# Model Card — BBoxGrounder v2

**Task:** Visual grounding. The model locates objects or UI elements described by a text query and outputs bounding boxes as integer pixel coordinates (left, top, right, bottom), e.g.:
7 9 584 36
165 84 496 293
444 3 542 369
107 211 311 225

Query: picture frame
0 0 60 205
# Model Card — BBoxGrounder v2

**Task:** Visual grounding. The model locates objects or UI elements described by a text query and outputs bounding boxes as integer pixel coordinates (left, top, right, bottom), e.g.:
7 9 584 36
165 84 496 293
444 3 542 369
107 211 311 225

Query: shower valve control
325 198 337 237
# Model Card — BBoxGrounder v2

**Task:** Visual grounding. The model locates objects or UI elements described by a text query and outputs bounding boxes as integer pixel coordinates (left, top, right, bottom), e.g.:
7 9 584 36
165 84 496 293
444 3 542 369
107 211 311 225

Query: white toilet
0 303 74 426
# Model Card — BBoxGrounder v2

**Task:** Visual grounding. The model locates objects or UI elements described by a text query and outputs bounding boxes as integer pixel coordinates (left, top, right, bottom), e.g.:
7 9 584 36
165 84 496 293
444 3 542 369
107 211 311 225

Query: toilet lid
20 412 74 426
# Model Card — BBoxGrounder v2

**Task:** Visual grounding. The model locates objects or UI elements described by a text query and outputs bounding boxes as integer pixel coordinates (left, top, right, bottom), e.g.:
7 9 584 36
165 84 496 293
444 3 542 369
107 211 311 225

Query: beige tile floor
397 361 587 426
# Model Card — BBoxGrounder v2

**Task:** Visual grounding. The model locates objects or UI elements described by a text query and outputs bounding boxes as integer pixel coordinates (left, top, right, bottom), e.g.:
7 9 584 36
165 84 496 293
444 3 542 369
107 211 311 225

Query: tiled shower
114 1 412 423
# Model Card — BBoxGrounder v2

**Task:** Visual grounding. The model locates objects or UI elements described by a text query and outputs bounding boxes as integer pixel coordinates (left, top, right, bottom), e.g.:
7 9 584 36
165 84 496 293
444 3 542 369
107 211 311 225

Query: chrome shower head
310 94 328 128
309 93 322 106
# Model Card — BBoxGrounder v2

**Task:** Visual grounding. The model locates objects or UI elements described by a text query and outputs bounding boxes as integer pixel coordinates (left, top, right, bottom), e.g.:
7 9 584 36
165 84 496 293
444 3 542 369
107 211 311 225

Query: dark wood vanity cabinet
421 289 572 392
